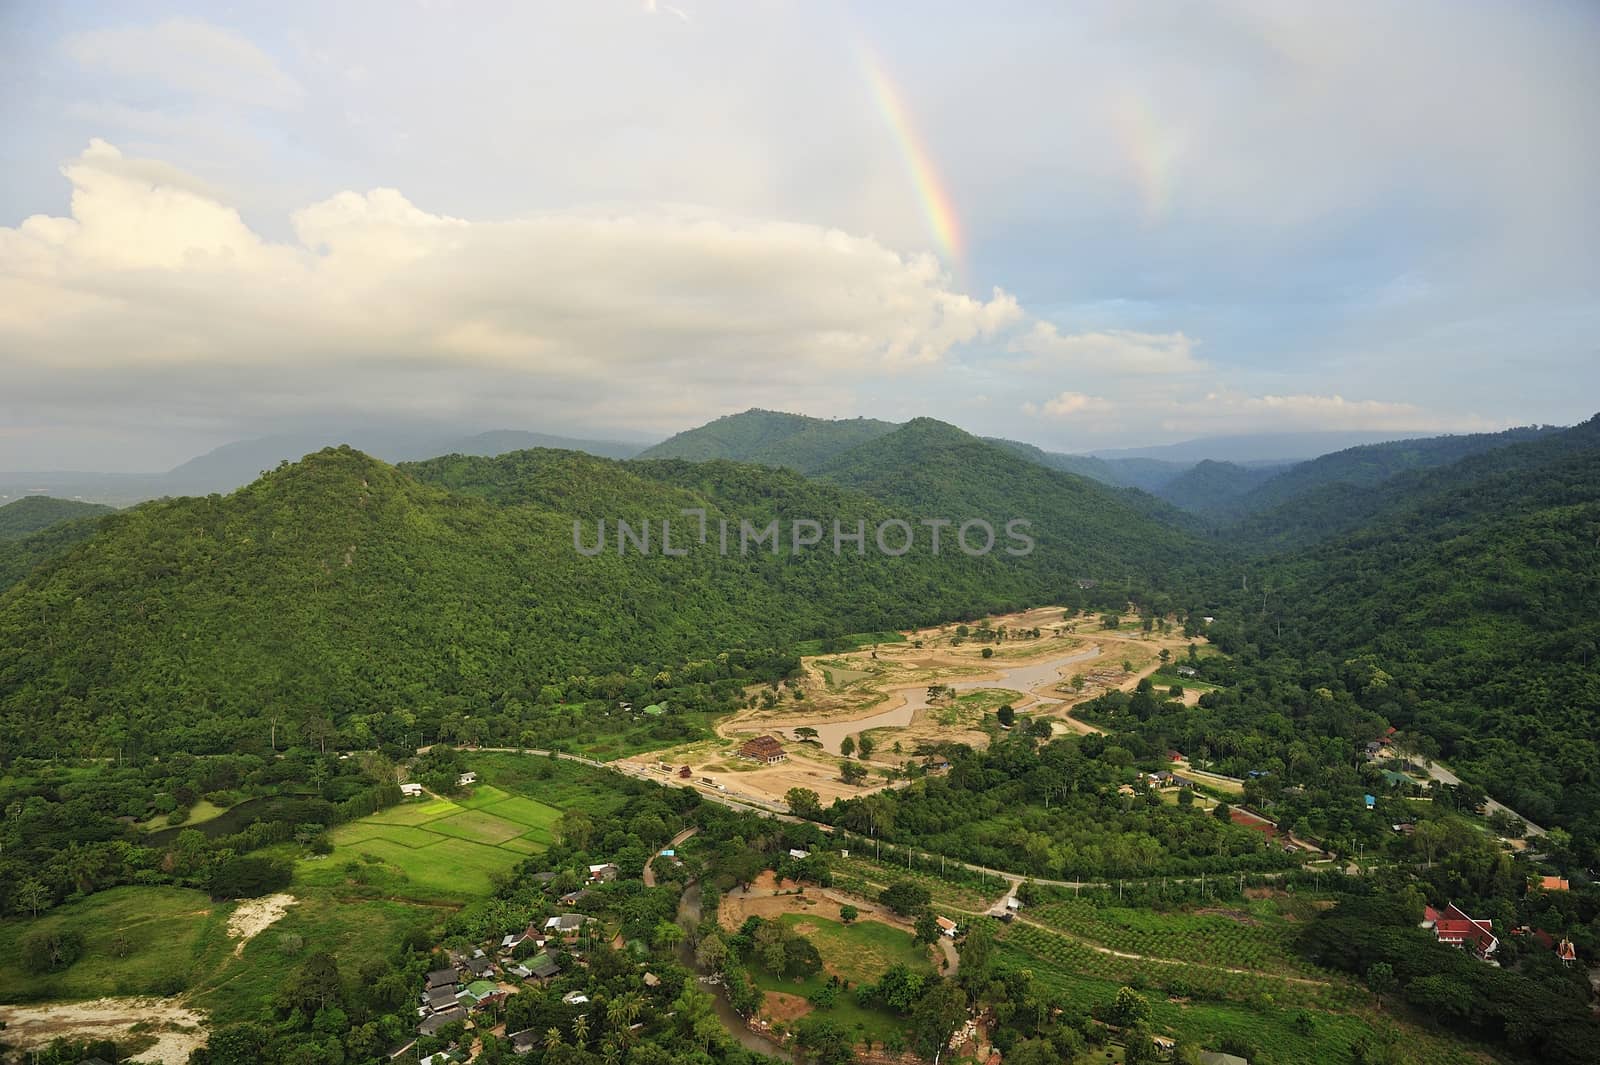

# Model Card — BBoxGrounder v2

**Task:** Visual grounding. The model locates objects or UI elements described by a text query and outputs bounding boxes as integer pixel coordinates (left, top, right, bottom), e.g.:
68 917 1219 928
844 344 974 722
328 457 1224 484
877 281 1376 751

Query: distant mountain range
0 409 1569 532
0 428 645 506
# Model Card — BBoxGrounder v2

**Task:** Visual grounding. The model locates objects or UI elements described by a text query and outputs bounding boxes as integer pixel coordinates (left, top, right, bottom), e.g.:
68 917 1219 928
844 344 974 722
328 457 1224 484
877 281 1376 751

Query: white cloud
1023 392 1115 418
0 141 1020 434
1151 390 1497 435
1013 322 1205 376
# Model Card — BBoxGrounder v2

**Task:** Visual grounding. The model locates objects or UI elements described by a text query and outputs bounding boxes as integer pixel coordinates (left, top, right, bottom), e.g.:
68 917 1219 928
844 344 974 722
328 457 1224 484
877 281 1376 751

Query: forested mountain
1209 414 1600 838
1232 422 1586 552
984 438 1192 493
0 428 644 506
0 436 1199 759
811 418 1206 564
0 497 116 592
162 428 644 493
0 513 112 591
1089 429 1427 464
1225 425 1560 523
638 409 899 471
0 496 113 539
1150 459 1285 513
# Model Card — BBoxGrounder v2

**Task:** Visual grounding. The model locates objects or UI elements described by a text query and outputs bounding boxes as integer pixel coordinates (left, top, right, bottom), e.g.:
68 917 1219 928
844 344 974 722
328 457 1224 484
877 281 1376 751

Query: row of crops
999 920 1359 1012
1028 898 1322 977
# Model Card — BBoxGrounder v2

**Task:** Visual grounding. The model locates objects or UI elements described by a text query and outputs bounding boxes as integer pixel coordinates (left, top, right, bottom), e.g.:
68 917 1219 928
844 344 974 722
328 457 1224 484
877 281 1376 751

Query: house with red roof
1535 875 1569 891
1422 903 1497 960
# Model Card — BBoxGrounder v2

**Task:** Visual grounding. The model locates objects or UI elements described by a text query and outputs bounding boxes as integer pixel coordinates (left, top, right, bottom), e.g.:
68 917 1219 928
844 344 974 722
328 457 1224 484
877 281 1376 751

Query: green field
751 913 935 1043
296 786 563 902
0 886 227 1003
1148 671 1222 693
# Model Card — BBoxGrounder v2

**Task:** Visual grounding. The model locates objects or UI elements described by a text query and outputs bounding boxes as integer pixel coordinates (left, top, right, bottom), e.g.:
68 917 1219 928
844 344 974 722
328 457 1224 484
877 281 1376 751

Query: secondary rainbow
857 43 965 267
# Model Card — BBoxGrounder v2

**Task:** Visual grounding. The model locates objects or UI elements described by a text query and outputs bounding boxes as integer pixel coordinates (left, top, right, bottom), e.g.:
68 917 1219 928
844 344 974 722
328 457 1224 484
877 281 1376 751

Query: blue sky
1 1 1597 469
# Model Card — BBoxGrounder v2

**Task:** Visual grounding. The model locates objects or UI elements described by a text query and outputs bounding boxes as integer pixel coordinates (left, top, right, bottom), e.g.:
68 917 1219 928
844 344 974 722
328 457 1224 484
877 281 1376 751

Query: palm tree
571 1012 589 1046
608 991 645 1042
544 1027 563 1050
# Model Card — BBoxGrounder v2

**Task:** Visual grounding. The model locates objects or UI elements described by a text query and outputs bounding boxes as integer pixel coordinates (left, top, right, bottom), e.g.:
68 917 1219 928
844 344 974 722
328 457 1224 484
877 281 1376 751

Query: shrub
21 928 85 973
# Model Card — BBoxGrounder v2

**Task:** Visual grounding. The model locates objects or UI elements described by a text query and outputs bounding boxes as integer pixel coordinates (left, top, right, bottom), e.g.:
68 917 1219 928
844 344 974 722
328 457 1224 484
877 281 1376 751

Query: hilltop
0 496 113 540
637 409 900 472
0 431 1201 759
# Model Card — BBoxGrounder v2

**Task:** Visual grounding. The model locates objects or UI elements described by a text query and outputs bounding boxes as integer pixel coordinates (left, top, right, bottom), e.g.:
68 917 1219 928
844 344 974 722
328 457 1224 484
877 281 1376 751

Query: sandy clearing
227 892 297 956
630 605 1207 809
0 998 207 1065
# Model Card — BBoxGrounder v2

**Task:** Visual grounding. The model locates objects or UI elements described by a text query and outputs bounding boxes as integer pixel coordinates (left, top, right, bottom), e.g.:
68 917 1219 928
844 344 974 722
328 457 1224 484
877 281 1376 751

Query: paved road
1417 758 1545 837
644 826 700 888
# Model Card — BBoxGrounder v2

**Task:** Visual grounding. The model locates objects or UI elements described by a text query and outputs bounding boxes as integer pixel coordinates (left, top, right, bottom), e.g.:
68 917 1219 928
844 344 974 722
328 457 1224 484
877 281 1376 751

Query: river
809 642 1103 752
676 881 794 1062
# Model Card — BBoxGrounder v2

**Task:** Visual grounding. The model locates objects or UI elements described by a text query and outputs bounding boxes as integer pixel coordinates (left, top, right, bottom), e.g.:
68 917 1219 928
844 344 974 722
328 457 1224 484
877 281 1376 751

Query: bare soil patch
0 998 207 1065
762 990 812 1026
226 892 297 956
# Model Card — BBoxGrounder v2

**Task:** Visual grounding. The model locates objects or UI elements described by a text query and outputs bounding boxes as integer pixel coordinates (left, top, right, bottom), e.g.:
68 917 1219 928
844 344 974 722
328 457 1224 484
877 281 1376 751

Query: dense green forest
638 408 900 471
0 426 1197 760
1209 417 1600 843
0 496 115 539
1223 425 1562 522
0 511 113 591
1151 459 1285 513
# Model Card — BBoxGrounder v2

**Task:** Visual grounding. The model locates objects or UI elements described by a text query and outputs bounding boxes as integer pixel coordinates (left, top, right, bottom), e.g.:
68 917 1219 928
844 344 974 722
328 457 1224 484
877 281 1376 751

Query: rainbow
1114 90 1179 224
856 44 964 268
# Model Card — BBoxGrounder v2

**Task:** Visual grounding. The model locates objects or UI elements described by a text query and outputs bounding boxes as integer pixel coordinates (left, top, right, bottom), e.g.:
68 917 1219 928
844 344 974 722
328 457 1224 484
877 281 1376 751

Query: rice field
296 785 561 901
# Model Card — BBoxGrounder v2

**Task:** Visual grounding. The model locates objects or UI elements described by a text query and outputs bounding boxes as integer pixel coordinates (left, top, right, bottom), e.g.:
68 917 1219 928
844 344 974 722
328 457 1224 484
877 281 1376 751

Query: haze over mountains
0 428 646 507
2 408 1575 520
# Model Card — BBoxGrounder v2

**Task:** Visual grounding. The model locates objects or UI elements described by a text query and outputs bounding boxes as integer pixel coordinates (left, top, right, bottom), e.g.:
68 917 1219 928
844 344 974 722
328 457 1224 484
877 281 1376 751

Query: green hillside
1211 415 1600 832
0 495 113 540
637 408 899 471
0 437 1199 759
1151 459 1284 513
0 497 116 591
987 438 1193 492
1223 425 1559 529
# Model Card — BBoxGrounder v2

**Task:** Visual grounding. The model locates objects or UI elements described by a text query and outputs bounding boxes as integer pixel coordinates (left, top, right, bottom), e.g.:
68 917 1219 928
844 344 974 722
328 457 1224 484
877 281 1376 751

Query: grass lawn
470 752 633 817
0 885 451 1028
134 797 232 832
455 784 514 810
777 913 933 984
1000 923 1495 1065
1148 671 1221 693
749 914 934 1044
330 823 442 849
0 886 228 1004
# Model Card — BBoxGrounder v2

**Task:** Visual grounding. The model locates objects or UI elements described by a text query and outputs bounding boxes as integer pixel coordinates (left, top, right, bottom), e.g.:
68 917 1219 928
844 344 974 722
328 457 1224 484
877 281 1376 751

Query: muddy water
809 643 1102 753
677 881 794 1062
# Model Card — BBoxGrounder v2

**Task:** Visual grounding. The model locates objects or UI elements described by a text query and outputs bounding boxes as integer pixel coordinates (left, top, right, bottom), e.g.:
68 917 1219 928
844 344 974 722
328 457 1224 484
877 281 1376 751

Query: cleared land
718 878 937 1044
625 604 1204 810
